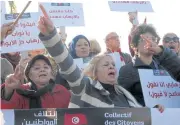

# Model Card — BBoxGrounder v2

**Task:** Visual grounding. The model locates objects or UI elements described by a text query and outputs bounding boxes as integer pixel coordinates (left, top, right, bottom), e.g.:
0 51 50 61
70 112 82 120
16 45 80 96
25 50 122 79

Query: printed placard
108 1 154 12
39 2 85 26
138 69 180 108
1 12 45 53
14 108 59 125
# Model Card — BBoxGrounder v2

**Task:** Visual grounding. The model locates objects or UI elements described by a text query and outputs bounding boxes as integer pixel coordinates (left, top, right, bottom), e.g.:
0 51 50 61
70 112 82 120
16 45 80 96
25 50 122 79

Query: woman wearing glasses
118 24 166 106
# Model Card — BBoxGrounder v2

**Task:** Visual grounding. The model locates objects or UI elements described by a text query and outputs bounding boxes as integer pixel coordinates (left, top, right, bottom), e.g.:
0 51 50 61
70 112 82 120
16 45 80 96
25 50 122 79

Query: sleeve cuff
39 27 57 41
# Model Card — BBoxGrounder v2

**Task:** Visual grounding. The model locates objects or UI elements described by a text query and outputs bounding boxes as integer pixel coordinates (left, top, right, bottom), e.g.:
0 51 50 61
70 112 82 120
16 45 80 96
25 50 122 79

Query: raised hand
38 4 54 36
1 22 15 41
140 34 162 55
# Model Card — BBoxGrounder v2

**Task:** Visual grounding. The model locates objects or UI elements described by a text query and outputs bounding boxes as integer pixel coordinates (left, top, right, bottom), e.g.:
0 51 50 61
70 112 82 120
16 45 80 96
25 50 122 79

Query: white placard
0 1 6 24
109 52 124 73
39 2 84 26
138 69 180 108
108 1 154 12
0 1 6 14
1 12 45 53
151 108 180 125
0 110 15 125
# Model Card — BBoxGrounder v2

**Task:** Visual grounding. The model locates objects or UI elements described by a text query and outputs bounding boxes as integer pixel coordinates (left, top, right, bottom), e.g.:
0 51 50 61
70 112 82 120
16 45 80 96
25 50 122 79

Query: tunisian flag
64 113 88 125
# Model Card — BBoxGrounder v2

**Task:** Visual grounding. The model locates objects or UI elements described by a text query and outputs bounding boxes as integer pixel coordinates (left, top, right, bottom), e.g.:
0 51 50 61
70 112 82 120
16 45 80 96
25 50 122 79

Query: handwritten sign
108 1 154 12
138 69 180 108
1 12 45 53
39 2 85 26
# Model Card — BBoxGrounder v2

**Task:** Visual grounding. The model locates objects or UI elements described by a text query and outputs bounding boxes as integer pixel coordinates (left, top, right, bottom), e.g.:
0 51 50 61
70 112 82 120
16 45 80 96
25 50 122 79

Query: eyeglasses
139 37 158 43
163 37 179 43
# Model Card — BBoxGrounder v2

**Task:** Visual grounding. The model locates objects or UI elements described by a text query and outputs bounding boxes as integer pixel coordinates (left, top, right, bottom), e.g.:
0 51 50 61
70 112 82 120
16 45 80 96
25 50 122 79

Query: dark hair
25 55 52 81
162 32 178 41
131 24 159 47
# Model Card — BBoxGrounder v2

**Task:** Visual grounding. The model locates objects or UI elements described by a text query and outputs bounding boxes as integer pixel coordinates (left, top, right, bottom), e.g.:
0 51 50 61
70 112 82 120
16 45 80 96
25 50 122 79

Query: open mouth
108 71 115 77
169 46 175 50
39 74 47 77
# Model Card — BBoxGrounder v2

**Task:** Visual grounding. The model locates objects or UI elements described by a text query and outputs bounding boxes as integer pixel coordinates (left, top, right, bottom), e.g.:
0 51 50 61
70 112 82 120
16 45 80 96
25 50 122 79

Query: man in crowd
162 33 180 56
105 32 132 64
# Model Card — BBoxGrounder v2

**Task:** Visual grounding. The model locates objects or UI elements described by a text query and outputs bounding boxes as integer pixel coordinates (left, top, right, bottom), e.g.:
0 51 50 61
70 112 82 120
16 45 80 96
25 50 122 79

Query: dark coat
118 56 164 106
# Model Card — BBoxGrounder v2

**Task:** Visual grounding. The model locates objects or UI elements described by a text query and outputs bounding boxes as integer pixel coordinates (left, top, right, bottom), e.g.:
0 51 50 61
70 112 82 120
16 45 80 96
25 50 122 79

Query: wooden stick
5 1 32 38
13 1 32 25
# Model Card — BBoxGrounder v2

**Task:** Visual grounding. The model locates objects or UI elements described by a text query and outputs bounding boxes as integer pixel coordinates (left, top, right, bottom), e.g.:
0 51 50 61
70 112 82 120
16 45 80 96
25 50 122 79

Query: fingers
157 105 165 113
2 22 14 27
39 4 49 18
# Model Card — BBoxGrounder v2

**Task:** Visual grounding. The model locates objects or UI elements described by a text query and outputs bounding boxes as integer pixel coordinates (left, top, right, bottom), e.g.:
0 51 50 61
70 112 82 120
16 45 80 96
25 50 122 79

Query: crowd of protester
1 5 180 113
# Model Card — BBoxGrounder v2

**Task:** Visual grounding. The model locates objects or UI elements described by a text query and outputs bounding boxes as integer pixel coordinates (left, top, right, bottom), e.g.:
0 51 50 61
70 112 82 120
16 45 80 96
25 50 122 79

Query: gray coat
39 29 142 108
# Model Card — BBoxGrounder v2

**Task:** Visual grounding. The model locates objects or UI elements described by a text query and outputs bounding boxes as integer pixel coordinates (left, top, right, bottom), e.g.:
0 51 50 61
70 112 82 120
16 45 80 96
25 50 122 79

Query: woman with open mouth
1 54 71 109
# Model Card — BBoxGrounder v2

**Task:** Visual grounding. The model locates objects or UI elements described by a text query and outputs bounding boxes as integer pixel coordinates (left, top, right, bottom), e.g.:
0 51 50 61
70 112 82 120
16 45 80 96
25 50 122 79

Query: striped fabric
39 29 142 108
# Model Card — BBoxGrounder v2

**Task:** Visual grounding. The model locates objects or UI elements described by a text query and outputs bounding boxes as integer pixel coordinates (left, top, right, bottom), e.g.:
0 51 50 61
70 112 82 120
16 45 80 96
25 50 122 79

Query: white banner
151 108 180 125
138 69 180 108
39 2 84 26
1 12 45 53
108 1 154 12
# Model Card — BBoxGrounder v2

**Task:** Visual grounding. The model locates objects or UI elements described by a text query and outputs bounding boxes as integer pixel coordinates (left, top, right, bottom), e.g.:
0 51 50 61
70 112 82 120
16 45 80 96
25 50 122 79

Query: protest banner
39 2 85 26
1 12 45 53
108 1 154 12
1 108 151 125
138 69 180 108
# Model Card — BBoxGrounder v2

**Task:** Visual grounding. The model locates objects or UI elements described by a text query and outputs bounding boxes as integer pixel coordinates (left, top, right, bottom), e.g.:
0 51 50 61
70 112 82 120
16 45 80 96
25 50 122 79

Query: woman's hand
38 4 54 36
154 104 165 113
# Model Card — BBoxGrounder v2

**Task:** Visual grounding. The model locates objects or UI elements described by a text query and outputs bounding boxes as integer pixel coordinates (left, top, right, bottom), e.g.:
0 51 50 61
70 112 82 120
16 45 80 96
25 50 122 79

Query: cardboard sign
1 12 45 53
138 69 180 108
108 1 154 12
39 2 85 26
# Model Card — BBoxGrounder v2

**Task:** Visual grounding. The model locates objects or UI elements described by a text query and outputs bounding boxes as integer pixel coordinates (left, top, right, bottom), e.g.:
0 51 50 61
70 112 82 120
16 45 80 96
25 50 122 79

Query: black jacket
118 56 164 106
154 47 180 82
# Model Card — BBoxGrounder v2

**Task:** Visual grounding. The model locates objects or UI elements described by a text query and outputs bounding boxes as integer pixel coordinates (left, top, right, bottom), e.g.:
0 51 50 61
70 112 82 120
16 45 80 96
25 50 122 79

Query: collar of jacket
89 79 142 107
133 56 160 68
